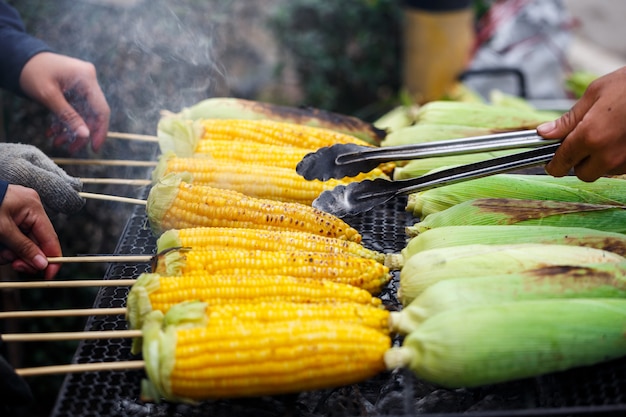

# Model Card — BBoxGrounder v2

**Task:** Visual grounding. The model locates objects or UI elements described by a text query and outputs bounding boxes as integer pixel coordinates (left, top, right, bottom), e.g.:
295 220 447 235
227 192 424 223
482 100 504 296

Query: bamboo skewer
0 279 137 289
0 307 127 319
2 329 143 342
107 131 158 142
80 178 152 186
79 192 147 205
53 158 157 167
16 360 146 376
47 255 152 263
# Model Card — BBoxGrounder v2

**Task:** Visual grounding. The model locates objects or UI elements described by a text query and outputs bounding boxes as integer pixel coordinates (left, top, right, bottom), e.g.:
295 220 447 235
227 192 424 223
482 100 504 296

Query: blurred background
1 0 625 415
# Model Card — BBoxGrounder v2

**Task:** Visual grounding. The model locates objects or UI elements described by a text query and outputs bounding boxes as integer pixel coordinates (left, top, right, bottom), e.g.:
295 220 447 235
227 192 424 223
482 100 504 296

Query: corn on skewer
152 154 387 205
402 225 626 258
152 248 390 293
147 173 361 241
156 227 402 268
126 272 383 332
392 262 626 334
141 305 391 402
399 243 625 304
157 118 375 157
385 298 626 388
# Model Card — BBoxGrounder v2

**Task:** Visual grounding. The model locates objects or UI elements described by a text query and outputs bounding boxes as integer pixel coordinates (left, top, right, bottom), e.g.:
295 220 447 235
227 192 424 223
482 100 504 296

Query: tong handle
298 130 560 181
312 142 561 217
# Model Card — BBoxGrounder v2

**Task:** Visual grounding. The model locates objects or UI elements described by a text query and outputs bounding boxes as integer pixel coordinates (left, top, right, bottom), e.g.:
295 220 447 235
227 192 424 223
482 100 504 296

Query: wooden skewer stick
2 329 143 342
16 360 146 376
0 279 137 289
0 307 127 319
53 158 157 167
80 178 152 186
107 131 158 142
47 255 152 263
79 192 147 205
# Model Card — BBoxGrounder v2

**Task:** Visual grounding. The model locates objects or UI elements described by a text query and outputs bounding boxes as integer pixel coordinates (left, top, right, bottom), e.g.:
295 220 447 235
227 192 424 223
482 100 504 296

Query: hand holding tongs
295 130 561 217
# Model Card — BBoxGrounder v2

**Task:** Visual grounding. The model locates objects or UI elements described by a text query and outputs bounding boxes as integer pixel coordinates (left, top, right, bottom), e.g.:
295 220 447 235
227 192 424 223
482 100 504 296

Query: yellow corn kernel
126 273 383 331
154 249 391 293
193 139 311 169
157 227 387 264
142 314 391 401
200 119 373 149
146 173 361 242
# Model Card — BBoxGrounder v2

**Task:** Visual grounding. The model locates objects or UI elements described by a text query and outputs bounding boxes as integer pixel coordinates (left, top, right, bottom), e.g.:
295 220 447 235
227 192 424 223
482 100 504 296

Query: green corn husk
414 101 558 129
406 174 626 219
565 71 598 98
384 298 626 388
393 150 518 179
381 123 498 147
392 262 626 334
407 198 626 237
373 104 420 133
402 225 626 258
157 119 203 157
398 243 624 305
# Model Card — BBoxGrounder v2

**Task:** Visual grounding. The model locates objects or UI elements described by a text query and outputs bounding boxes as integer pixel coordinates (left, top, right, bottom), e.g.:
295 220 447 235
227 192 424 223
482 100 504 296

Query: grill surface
51 190 626 417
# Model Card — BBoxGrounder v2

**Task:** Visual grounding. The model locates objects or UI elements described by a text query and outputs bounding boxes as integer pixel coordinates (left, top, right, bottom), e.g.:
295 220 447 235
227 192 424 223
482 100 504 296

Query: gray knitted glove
0 143 84 214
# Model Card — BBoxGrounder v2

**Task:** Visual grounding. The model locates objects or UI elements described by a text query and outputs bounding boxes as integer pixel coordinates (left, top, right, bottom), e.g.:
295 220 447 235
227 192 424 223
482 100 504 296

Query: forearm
0 1 51 95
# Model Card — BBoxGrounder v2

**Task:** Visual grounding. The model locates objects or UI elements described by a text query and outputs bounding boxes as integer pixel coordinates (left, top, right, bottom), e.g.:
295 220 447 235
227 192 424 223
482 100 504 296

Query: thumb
536 96 593 140
1 224 48 273
45 90 91 153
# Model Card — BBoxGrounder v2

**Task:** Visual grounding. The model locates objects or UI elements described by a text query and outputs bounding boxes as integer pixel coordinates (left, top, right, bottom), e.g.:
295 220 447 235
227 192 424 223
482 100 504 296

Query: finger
0 222 49 274
83 90 110 153
544 130 588 177
44 89 91 153
537 94 596 139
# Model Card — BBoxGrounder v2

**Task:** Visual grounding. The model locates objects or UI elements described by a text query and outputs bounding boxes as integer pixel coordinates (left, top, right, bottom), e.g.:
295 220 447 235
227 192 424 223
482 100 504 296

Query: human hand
0 143 85 215
0 184 62 279
537 66 626 182
19 52 110 153
0 343 33 408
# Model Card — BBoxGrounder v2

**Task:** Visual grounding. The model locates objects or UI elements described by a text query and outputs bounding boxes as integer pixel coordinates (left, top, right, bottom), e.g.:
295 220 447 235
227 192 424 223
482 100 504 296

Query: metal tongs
295 130 561 217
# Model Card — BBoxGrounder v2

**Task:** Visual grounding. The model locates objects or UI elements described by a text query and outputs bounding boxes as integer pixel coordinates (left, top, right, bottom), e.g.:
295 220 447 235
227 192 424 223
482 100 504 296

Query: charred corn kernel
200 118 373 149
402 225 626 258
146 173 361 242
407 198 626 237
159 97 386 144
414 101 558 129
153 249 390 293
392 262 626 334
399 243 624 305
156 227 397 267
141 309 391 402
126 273 382 332
406 174 626 218
385 299 626 388
151 155 387 205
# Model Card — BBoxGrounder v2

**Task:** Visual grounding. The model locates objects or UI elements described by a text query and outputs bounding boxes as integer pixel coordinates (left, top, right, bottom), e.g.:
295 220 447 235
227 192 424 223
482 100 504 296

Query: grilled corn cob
406 174 626 218
151 154 387 205
146 173 361 241
141 306 391 402
402 225 626 258
157 118 374 157
156 227 402 268
160 97 386 144
153 248 390 293
126 272 382 331
392 262 626 334
385 298 626 388
399 243 624 304
407 198 626 237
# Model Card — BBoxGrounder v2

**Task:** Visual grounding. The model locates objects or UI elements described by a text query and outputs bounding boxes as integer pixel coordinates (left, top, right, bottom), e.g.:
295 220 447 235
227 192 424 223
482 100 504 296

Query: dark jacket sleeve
0 1 52 95
0 180 8 206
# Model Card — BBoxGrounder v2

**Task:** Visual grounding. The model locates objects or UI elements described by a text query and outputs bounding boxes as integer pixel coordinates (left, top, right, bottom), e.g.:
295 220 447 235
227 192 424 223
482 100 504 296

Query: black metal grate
51 191 626 417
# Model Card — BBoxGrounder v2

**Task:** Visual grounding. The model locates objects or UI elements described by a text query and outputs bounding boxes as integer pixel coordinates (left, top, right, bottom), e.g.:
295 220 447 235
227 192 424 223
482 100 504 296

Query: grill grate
51 190 626 417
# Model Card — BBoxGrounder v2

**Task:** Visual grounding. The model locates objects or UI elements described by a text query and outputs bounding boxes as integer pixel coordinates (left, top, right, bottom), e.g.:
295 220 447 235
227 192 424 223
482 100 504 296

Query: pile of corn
131 101 402 403
367 96 626 389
